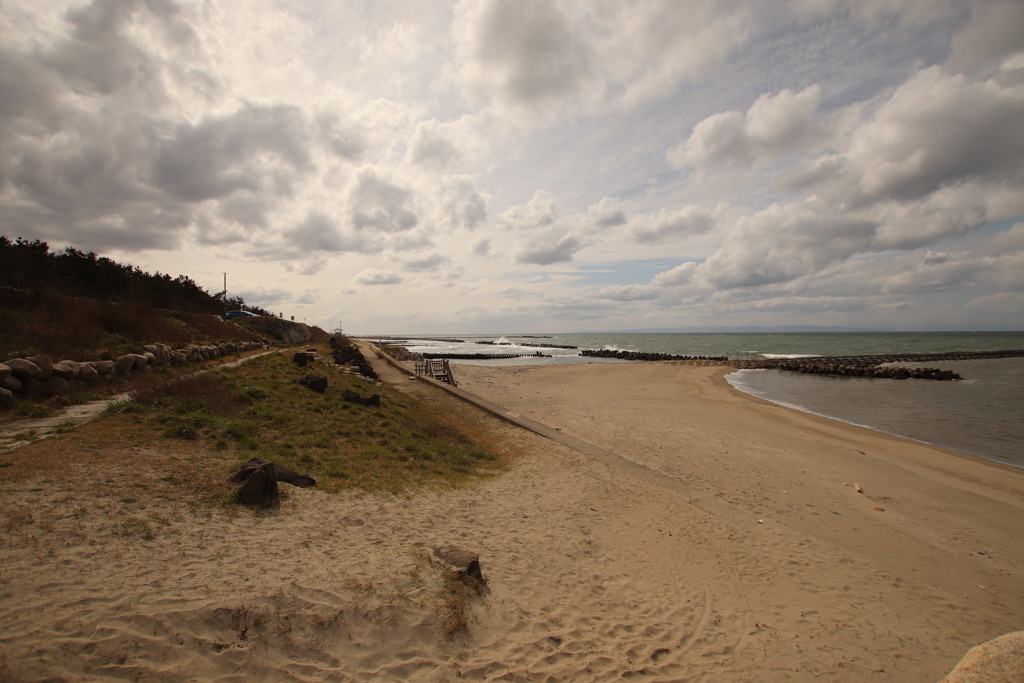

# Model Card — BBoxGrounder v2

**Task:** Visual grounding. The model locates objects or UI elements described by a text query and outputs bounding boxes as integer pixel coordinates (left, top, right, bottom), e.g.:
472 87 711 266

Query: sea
379 332 1024 469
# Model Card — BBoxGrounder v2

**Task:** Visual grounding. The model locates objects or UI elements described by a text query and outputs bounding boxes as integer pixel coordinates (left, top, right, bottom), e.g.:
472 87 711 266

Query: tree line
0 236 272 316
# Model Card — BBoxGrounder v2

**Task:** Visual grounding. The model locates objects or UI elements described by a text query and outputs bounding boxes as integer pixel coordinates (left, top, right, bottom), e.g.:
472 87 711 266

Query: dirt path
0 349 280 453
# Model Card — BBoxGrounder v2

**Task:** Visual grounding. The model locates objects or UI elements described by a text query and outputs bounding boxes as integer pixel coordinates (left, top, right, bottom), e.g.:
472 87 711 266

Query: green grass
124 351 499 493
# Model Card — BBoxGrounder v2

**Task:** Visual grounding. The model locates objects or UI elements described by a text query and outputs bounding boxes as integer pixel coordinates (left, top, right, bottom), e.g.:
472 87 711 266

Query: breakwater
422 352 552 360
477 341 579 350
585 347 1024 381
745 349 1024 367
776 363 961 380
737 349 1024 380
581 349 728 362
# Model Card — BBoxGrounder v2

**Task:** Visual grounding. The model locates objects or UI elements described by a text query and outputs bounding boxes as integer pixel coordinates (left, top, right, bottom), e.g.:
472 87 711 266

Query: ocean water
387 332 1024 468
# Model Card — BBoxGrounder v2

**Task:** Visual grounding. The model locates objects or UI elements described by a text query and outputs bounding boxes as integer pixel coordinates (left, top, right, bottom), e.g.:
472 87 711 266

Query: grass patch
15 403 55 419
128 351 500 493
51 420 78 434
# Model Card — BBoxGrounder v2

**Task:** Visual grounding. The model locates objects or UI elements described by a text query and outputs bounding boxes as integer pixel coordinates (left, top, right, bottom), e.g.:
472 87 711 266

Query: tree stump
433 545 486 585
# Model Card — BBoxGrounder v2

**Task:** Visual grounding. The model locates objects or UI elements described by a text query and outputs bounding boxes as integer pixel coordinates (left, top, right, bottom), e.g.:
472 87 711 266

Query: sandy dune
1 360 1022 681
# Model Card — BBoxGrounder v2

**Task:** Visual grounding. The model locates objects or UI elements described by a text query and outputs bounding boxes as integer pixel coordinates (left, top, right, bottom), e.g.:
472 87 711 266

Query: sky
2 0 1023 334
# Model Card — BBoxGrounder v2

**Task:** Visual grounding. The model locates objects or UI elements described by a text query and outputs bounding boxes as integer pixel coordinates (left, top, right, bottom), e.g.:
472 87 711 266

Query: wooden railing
414 358 457 386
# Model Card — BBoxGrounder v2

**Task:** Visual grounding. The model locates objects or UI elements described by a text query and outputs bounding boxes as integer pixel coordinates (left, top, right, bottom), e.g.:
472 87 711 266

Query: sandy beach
2 359 1022 681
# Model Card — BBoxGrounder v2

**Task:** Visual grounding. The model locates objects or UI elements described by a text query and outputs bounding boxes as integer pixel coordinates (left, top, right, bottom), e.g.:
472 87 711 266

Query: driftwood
229 457 316 506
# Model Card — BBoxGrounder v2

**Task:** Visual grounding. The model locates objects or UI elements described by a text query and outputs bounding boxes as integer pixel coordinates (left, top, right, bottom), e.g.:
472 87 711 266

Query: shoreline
723 366 1024 471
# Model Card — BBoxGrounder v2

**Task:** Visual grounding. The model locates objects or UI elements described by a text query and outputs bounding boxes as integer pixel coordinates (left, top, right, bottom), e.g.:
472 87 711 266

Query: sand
1 358 1022 681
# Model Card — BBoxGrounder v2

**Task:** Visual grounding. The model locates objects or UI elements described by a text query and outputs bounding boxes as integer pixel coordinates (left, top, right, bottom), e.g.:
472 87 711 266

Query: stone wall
0 340 266 410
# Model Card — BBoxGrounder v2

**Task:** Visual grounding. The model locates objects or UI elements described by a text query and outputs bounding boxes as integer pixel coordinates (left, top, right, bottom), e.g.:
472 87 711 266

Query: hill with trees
0 236 322 360
0 236 269 316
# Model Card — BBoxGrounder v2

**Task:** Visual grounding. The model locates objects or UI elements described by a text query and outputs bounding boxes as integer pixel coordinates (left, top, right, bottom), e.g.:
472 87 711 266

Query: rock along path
0 349 281 454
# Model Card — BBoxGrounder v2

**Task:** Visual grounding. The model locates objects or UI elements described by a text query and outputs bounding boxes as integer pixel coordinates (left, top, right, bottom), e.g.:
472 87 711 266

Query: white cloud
515 232 583 265
436 177 488 231
283 212 375 254
453 0 750 120
667 85 827 169
586 197 627 228
632 207 718 244
652 262 698 288
947 0 1024 74
594 284 658 302
403 253 450 272
696 201 877 290
405 120 462 169
350 170 419 233
845 67 1024 202
455 0 594 113
153 104 311 202
354 268 403 286
500 190 558 229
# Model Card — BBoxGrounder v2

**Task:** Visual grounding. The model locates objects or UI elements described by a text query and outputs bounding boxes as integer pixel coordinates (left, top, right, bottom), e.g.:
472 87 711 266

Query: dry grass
435 567 487 638
99 350 503 494
0 289 261 360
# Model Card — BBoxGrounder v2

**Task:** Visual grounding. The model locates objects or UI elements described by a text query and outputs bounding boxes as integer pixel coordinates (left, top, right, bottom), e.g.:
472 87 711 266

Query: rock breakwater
581 349 728 362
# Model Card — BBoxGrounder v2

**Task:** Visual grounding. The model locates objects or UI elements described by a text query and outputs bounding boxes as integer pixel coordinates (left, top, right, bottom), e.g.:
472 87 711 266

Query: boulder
78 362 99 382
130 353 149 369
343 389 381 407
114 355 135 375
298 374 328 393
0 387 14 410
25 355 53 380
293 352 311 367
52 360 81 380
4 358 44 382
144 344 171 364
41 376 71 397
94 360 115 376
942 631 1024 682
0 363 9 383
2 374 23 392
19 377 43 399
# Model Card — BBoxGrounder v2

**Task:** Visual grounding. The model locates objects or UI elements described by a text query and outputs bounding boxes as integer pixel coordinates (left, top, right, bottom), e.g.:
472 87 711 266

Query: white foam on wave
759 353 820 359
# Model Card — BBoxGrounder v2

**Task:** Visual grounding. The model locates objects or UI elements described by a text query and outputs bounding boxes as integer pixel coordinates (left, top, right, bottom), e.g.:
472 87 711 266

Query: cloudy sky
3 0 1023 333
